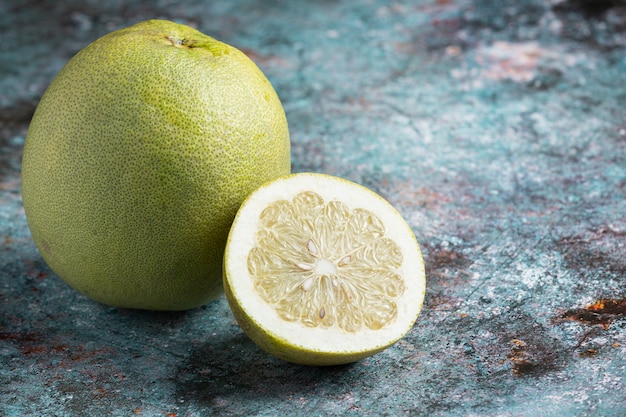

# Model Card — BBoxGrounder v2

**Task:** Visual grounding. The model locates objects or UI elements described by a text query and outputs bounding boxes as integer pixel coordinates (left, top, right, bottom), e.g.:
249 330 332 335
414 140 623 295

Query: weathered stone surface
1 1 625 415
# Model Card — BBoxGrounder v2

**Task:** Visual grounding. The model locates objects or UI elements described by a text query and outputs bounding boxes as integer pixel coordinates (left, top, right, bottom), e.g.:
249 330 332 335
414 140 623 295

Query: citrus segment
248 191 405 332
224 173 426 365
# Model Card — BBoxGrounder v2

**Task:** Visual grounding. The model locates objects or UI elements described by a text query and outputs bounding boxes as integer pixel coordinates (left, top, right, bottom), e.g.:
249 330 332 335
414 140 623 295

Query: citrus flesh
223 173 426 365
21 19 290 310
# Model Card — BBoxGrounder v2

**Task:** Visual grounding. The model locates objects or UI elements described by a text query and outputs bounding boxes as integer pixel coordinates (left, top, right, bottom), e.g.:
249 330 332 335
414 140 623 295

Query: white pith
225 173 426 354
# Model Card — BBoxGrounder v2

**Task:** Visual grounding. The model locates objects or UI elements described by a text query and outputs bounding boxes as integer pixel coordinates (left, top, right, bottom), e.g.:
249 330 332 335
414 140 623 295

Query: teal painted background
1 1 625 415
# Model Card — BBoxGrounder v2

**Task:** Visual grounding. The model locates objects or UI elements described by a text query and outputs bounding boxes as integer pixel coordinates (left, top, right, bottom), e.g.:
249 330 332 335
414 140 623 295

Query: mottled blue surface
1 0 626 416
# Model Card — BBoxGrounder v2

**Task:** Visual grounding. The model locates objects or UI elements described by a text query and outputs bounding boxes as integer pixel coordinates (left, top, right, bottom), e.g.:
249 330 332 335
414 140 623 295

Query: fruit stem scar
165 36 195 48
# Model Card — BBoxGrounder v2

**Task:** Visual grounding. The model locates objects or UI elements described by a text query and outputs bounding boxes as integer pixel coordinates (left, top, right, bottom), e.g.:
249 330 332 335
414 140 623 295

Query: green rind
21 20 290 310
224 268 396 366
223 173 426 365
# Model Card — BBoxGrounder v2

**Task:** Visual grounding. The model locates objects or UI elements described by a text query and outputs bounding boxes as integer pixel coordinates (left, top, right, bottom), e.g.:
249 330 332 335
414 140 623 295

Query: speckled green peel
21 20 290 310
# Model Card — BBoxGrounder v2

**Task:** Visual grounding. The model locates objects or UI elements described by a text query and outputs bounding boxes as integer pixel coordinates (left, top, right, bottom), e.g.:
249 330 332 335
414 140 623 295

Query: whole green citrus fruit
21 19 290 310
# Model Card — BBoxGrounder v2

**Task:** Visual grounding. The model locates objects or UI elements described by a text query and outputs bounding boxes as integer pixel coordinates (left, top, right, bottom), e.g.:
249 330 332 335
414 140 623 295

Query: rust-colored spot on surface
0 331 66 356
34 271 48 280
54 344 69 352
506 338 535 376
558 299 626 329
586 299 626 314
0 331 40 343
579 348 598 357
21 345 47 355
425 246 473 283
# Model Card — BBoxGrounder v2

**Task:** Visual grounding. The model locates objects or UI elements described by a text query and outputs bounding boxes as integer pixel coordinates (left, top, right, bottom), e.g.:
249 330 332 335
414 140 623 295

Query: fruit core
247 191 406 333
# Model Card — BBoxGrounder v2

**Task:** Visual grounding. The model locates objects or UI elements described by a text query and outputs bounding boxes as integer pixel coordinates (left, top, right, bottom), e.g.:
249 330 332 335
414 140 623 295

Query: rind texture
224 173 426 365
21 20 291 310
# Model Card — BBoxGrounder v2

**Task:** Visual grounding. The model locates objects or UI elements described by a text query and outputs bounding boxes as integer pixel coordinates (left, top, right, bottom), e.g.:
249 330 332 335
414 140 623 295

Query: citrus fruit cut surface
224 173 426 365
21 19 290 310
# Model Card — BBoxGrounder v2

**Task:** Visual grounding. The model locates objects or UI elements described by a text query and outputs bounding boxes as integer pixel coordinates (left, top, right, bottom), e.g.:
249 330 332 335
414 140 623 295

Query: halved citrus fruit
223 173 426 365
